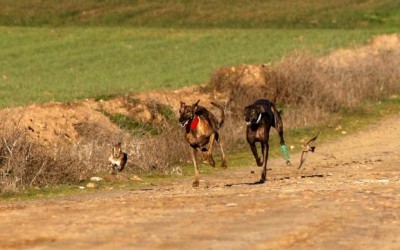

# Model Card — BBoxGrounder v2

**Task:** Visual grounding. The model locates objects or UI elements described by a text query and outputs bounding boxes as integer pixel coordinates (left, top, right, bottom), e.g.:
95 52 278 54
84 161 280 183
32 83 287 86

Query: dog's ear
193 99 200 111
243 106 250 115
258 105 266 113
180 101 185 107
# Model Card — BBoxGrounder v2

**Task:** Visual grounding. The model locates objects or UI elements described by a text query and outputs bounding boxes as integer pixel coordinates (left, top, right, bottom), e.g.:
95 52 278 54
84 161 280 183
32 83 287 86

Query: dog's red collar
190 115 199 130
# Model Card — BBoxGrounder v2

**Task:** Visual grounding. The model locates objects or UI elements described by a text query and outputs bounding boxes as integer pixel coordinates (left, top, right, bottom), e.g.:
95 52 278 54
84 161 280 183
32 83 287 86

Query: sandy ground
0 110 399 250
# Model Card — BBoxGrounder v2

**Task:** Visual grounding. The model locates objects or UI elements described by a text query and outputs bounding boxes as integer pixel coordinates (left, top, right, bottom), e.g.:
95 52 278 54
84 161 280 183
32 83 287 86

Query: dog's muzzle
180 120 189 127
246 113 262 126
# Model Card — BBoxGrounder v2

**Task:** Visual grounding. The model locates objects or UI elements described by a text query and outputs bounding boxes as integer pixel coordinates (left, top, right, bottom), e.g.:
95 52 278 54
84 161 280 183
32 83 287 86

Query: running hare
108 143 128 174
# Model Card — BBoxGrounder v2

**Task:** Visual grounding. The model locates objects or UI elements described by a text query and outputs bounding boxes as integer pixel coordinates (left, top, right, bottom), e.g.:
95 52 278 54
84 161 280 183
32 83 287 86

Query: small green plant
155 103 176 122
103 112 159 136
94 93 117 102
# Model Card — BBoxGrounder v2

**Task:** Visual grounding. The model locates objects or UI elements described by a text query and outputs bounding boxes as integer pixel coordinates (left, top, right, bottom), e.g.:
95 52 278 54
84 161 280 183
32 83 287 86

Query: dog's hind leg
250 143 263 166
191 148 200 187
278 131 291 165
216 137 228 169
206 133 216 167
272 106 291 165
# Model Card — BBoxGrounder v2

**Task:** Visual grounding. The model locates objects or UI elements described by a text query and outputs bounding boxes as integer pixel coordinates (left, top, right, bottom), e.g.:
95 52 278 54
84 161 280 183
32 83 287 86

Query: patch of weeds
363 13 384 24
0 185 81 201
155 103 176 122
127 96 141 105
94 93 117 102
102 111 159 136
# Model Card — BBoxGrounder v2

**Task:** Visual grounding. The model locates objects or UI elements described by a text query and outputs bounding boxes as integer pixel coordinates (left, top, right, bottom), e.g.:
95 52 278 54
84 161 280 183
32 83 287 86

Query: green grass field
0 0 399 108
0 27 396 108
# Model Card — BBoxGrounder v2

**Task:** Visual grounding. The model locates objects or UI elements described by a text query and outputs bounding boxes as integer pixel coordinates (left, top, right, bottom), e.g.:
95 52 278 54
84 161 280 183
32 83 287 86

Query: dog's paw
208 158 216 167
192 180 200 187
254 179 266 184
221 160 228 169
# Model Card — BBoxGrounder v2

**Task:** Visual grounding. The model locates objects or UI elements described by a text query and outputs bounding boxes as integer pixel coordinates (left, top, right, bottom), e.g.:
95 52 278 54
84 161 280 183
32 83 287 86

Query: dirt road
1 113 400 250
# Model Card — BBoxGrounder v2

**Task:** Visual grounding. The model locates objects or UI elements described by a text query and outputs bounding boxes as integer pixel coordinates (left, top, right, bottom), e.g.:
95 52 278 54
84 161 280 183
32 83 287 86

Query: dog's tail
210 101 225 127
270 104 283 131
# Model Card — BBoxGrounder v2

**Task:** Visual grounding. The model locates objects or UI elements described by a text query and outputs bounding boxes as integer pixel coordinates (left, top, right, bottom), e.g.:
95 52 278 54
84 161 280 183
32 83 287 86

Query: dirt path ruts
1 113 400 250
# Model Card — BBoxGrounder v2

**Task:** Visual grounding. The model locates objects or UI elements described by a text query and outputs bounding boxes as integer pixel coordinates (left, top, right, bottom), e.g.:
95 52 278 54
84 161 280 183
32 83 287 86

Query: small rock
90 177 103 182
376 179 389 183
171 167 183 175
86 182 97 188
226 203 238 207
78 186 85 190
131 175 143 182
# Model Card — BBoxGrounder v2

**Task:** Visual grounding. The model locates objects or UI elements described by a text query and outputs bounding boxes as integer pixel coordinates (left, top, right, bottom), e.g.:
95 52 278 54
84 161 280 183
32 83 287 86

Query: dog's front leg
250 143 263 166
191 147 200 187
260 142 270 183
108 162 116 174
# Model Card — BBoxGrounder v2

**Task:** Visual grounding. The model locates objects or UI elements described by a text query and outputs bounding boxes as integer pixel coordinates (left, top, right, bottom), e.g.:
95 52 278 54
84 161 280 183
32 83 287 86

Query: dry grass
0 106 187 193
0 131 127 193
0 111 129 193
133 126 190 174
210 38 400 128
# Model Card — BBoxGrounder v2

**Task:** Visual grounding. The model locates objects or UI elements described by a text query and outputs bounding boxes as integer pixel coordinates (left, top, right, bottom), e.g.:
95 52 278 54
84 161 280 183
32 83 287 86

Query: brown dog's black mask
179 100 200 127
244 105 265 126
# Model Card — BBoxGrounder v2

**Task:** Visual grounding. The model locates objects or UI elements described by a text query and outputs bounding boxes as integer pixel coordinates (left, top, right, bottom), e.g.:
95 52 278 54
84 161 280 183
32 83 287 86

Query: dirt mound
134 86 214 111
0 96 178 146
0 102 126 146
320 34 400 68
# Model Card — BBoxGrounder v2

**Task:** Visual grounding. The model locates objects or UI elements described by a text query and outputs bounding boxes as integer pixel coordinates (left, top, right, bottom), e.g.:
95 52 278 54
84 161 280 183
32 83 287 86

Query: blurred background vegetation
0 0 399 29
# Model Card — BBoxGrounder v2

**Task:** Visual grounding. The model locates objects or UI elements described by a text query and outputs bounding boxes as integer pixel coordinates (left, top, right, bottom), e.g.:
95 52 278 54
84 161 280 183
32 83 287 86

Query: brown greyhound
179 100 227 187
244 99 291 183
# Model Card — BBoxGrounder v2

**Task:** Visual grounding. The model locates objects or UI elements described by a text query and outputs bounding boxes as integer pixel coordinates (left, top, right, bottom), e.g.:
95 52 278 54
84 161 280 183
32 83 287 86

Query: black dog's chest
246 124 270 143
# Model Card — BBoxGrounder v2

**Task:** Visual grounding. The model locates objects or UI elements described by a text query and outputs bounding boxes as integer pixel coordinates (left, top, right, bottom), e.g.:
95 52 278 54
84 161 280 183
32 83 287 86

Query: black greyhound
244 99 291 183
